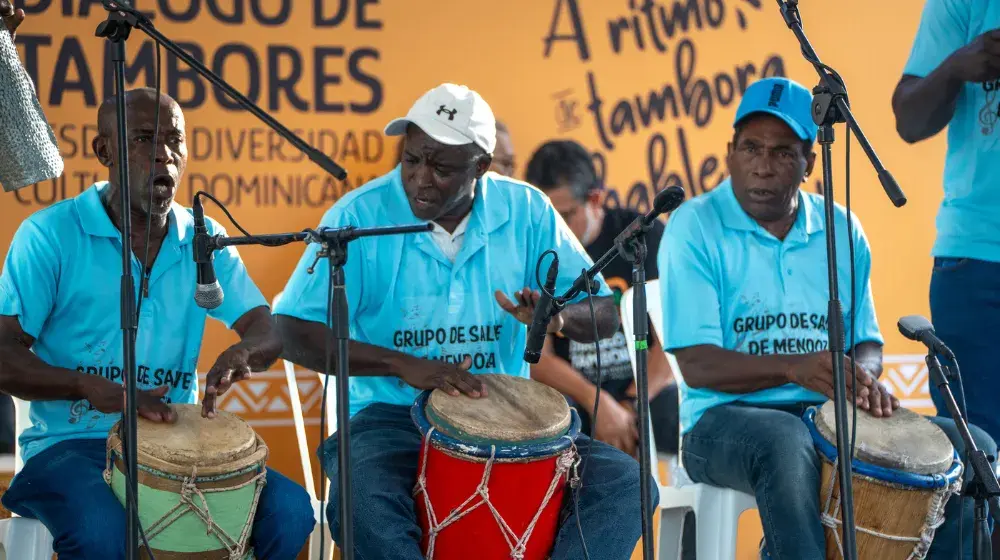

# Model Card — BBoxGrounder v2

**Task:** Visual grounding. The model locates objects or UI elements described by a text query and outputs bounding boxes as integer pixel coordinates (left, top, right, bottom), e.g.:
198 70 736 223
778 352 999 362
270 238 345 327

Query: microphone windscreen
0 29 64 193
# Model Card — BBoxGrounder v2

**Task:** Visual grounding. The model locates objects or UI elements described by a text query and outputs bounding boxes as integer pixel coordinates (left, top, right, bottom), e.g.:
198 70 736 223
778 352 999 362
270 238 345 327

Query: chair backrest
12 397 29 473
620 279 687 465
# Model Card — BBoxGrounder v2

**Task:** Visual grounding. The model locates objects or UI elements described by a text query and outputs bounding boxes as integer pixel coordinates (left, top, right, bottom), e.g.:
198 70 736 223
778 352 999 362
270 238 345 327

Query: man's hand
494 288 564 334
80 375 176 423
948 28 1000 83
592 393 639 457
397 356 487 398
203 346 252 418
787 352 899 415
1 0 24 38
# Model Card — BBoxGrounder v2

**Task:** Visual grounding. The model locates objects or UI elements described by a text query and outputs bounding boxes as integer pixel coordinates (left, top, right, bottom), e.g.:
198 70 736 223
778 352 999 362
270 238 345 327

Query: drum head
427 374 571 444
135 404 258 468
816 401 955 475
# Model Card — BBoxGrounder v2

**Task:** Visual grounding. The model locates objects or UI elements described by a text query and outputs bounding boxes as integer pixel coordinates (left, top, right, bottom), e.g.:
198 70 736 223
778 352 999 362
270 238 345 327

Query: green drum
105 404 269 559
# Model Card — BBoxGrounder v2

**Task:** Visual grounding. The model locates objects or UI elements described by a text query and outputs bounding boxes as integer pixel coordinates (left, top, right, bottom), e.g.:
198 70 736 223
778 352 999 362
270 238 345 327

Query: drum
105 404 269 559
410 374 581 560
803 402 964 559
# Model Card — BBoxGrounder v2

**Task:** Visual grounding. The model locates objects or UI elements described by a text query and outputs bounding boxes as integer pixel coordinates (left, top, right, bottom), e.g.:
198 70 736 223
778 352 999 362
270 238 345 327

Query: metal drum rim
411 389 580 460
802 406 963 490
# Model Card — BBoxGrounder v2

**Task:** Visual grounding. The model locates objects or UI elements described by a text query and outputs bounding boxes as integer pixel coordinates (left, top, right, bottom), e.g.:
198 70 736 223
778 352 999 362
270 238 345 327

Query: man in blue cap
657 76 995 559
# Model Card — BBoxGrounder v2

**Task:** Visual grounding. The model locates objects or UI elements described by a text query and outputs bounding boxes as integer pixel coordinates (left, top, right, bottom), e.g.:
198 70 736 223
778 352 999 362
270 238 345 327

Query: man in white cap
275 83 655 558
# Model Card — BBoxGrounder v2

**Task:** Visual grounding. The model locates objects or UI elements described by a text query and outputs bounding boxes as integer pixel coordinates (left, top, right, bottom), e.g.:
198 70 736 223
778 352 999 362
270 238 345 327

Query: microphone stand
545 222 658 560
775 2 907 558
94 12 140 560
95 2 348 557
925 354 1000 560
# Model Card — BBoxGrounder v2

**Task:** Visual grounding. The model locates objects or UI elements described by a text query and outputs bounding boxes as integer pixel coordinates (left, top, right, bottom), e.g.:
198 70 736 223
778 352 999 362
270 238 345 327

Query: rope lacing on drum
820 457 963 560
104 448 267 560
413 428 579 560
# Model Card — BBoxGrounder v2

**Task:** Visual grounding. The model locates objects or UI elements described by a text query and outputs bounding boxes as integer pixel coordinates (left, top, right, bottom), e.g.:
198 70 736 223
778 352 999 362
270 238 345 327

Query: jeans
930 257 1000 445
320 403 658 560
1 438 315 560
682 402 997 560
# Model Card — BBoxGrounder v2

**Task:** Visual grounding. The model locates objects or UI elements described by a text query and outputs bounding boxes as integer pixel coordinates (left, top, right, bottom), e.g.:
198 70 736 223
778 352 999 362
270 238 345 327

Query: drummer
0 86 315 557
657 76 997 560
275 83 656 559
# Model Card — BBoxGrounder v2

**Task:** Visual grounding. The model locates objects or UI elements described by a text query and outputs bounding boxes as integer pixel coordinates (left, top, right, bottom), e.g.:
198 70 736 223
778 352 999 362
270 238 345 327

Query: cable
115 38 163 560
950 359 970 560
534 253 592 560
845 122 858 467
319 252 334 560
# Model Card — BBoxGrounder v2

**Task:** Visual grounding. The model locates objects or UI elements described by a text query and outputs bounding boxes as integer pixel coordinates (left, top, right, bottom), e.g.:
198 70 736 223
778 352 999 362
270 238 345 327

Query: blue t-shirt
274 168 612 416
904 0 1000 262
0 182 268 462
657 180 884 434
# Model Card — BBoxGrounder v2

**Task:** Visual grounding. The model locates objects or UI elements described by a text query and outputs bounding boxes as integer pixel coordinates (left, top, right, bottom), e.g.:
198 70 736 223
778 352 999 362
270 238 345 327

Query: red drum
410 374 581 560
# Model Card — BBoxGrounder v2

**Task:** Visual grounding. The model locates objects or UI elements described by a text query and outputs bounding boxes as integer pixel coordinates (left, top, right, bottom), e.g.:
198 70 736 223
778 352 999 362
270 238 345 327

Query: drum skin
411 374 581 560
804 403 963 560
106 404 268 559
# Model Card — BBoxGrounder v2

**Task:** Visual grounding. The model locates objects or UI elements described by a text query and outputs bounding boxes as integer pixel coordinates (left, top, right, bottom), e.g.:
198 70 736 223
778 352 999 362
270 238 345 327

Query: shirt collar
75 182 196 245
716 177 824 239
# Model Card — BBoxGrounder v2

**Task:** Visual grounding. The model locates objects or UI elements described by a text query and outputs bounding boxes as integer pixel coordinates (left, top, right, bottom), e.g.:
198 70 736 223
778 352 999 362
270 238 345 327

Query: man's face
546 183 599 241
400 126 488 221
490 130 516 177
96 93 188 218
726 114 814 223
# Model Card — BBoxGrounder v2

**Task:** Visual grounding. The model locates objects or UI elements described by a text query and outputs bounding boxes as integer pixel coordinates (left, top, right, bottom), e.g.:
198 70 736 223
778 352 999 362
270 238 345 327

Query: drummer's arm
851 341 884 379
673 344 802 393
0 316 94 401
275 314 417 376
228 307 283 371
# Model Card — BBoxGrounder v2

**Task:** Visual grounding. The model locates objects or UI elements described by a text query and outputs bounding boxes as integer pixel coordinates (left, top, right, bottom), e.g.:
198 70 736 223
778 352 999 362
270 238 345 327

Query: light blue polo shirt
0 182 268 462
904 0 1000 262
657 179 884 434
275 167 612 416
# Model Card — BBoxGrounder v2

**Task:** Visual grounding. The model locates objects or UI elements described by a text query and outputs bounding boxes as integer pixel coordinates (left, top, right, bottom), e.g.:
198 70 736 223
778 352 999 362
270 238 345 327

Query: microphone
193 196 224 309
612 185 686 247
897 315 956 361
0 23 64 192
524 254 559 364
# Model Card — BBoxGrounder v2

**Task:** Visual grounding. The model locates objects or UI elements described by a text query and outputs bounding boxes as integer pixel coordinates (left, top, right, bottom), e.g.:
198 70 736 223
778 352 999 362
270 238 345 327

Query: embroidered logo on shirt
979 80 1000 136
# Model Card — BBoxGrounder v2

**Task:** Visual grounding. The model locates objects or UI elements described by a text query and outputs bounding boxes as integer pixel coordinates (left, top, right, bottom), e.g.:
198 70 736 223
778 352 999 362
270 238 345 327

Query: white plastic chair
621 280 757 560
273 291 337 560
0 397 55 560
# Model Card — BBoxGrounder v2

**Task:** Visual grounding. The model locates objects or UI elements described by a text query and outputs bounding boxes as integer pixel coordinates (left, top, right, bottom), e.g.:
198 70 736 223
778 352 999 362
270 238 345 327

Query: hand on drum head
397 355 487 398
494 289 565 334
0 0 25 38
859 377 899 418
203 346 253 418
81 376 176 423
788 353 896 415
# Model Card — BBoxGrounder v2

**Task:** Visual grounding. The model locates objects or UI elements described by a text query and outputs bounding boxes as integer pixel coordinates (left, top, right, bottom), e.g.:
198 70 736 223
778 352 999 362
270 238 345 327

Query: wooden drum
410 374 581 560
804 402 963 559
105 404 269 559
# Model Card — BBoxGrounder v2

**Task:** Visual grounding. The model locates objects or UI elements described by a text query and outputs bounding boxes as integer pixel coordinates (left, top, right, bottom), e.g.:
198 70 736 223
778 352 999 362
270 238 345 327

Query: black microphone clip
523 254 560 364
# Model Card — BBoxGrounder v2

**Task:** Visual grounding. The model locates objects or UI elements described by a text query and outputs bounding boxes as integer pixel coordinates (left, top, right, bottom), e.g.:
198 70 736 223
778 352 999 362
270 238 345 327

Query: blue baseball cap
734 77 817 142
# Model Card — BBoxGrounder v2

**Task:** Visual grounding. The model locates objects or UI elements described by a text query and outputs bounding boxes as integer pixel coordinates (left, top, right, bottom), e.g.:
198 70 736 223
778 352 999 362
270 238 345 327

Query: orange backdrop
4 1 941 558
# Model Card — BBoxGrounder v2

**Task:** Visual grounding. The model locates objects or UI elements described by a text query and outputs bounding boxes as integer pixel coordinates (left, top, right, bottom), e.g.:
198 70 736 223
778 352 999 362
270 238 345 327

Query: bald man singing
0 87 314 559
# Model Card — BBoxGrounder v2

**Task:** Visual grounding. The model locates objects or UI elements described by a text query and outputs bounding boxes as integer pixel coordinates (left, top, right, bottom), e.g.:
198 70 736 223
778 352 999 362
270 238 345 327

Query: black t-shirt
551 207 665 398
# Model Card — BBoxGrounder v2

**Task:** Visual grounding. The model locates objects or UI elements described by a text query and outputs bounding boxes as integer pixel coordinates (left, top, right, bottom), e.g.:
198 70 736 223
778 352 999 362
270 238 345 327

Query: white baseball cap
384 83 497 154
